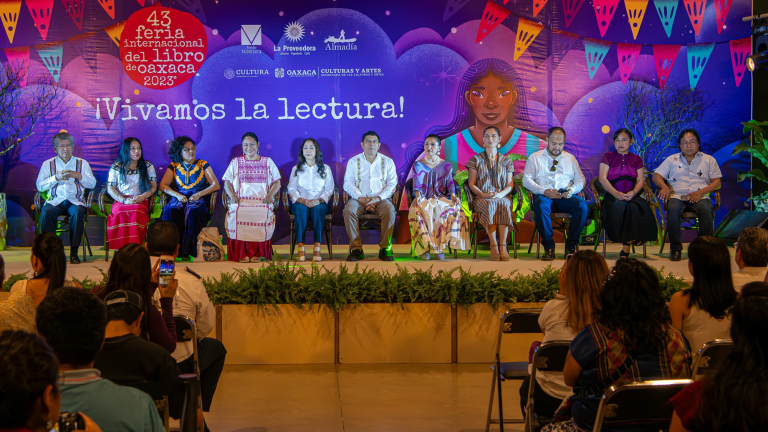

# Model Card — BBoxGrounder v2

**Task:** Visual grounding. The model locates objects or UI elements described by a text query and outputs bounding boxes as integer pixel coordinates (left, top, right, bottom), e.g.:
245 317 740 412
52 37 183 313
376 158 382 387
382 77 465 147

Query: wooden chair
404 178 460 259
589 177 653 258
527 189 589 258
342 185 401 254
33 189 94 261
97 185 158 261
591 379 693 431
657 180 720 254
281 185 339 260
463 182 522 259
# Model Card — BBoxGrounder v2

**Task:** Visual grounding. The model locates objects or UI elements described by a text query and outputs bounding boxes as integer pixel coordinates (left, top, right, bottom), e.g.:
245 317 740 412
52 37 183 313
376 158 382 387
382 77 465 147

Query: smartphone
565 253 574 264
558 188 569 193
159 255 175 286
680 195 690 201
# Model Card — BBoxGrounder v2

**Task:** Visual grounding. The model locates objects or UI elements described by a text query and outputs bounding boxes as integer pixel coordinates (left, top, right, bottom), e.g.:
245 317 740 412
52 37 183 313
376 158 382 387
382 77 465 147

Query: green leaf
737 169 768 183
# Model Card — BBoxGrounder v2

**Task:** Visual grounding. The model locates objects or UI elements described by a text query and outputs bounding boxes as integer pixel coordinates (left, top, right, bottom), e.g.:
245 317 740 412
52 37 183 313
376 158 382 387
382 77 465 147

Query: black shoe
565 248 576 257
620 244 630 259
541 250 555 261
378 248 394 261
670 250 682 261
70 254 81 264
347 249 363 262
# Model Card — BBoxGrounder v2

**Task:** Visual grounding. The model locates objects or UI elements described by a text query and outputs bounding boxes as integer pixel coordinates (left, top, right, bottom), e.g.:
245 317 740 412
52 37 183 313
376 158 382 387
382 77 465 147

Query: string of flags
476 0 752 89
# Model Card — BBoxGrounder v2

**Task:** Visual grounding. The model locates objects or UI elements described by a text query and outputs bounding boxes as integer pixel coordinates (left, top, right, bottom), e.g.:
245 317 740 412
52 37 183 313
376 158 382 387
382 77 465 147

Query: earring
45 420 53 430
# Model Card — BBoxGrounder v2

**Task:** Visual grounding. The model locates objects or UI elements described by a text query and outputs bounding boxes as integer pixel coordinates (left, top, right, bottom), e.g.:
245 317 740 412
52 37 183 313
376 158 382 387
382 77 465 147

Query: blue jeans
666 198 714 252
291 203 329 244
532 194 588 251
41 200 86 256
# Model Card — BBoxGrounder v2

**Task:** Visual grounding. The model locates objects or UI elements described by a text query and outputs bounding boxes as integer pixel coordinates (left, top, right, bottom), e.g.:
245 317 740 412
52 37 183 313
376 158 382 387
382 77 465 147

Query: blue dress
161 160 212 258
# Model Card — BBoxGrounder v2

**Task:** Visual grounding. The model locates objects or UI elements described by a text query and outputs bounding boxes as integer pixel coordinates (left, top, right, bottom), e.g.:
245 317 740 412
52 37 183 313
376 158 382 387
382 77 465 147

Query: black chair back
500 309 542 334
532 340 571 372
592 379 693 431
692 339 733 379
175 316 196 343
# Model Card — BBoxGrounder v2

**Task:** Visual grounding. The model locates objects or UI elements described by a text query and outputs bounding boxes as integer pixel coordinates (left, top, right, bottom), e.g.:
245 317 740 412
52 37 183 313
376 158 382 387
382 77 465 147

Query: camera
56 412 84 432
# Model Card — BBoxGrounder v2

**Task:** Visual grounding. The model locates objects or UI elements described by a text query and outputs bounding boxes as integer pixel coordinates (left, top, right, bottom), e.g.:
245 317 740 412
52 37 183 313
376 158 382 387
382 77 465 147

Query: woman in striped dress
466 126 516 261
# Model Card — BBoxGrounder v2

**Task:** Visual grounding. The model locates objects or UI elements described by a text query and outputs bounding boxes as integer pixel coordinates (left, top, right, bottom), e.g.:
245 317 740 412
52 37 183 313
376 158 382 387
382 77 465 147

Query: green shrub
2 272 29 292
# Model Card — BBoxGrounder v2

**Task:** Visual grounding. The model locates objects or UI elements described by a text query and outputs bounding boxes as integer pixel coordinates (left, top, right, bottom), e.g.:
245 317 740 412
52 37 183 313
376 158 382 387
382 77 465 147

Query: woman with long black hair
10 232 77 307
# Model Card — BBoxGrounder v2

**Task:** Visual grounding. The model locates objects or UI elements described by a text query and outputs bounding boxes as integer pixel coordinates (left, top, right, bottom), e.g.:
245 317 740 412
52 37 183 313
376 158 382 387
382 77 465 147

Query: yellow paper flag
514 18 544 61
625 0 649 40
0 0 22 44
104 20 126 46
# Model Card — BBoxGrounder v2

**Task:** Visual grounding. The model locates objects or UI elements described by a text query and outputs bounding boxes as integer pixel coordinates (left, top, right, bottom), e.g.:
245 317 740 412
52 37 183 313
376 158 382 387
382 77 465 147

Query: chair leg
659 225 668 254
527 226 536 254
512 229 517 259
325 222 333 260
485 367 497 432
473 226 478 259
643 242 647 258
536 231 540 259
289 221 296 261
496 354 505 432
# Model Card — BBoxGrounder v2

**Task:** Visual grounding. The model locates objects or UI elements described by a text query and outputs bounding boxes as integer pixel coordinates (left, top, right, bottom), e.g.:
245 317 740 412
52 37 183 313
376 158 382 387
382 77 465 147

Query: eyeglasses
57 143 73 149
550 160 559 172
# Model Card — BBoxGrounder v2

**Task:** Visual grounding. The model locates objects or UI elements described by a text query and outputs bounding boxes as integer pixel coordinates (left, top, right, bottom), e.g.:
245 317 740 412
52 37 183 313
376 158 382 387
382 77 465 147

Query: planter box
221 304 335 365
338 303 452 363
456 303 545 364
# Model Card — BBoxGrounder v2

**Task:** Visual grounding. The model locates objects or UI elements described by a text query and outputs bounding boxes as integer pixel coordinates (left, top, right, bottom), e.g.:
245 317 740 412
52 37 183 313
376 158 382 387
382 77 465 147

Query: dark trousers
291 203 329 244
519 375 564 419
666 198 714 252
178 337 227 412
161 197 211 258
40 200 86 256
532 194 588 251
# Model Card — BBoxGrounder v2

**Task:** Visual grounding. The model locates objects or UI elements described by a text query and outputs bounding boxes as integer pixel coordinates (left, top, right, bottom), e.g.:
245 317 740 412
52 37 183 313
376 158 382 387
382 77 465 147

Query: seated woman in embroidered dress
106 137 157 251
287 138 334 262
159 136 220 261
407 134 469 260
223 132 281 263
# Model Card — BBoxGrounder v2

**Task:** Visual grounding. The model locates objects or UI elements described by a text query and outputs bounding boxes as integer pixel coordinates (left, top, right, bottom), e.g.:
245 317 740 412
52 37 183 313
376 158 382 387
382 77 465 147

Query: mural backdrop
0 0 754 246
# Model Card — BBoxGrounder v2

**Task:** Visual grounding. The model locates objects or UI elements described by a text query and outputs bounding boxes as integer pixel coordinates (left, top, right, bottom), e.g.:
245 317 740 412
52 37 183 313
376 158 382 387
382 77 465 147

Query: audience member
35 287 164 432
519 250 608 420
669 237 736 353
10 233 78 306
732 227 768 292
92 243 178 352
542 258 692 432
147 221 226 413
670 282 768 432
0 250 38 332
0 330 102 432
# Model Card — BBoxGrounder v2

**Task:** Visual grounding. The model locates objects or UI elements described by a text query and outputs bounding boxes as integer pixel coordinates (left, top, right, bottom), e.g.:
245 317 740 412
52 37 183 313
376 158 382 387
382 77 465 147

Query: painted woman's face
465 73 518 126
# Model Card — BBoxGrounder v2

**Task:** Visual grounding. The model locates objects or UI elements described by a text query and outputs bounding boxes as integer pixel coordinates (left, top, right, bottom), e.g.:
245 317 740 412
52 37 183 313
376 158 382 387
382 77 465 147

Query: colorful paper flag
0 0 22 44
68 34 98 71
443 0 471 21
60 0 85 30
625 0 649 40
35 42 63 83
97 0 115 19
584 37 612 79
729 37 751 87
653 44 681 89
476 0 511 43
104 21 126 46
682 0 705 36
514 18 544 60
713 0 733 34
533 0 550 16
617 43 642 84
136 0 144 5
653 0 678 37
562 0 586 27
551 29 579 69
4 46 30 87
25 0 54 41
686 43 714 89
593 0 620 37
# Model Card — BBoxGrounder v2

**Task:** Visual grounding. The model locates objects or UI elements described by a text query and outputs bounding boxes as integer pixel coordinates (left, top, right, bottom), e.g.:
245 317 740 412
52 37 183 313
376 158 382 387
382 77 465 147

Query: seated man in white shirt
146 221 226 415
653 129 722 261
36 132 97 264
523 127 588 261
343 131 398 262
733 227 768 292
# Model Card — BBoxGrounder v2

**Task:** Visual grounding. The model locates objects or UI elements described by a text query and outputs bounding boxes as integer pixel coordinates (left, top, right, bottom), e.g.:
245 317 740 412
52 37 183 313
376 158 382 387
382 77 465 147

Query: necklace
424 155 439 165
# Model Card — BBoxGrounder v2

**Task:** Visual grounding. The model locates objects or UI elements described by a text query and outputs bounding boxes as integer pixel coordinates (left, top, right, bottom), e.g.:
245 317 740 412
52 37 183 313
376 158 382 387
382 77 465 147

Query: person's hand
612 191 626 200
493 191 507 199
658 187 670 202
229 194 239 204
560 190 570 199
358 196 372 206
70 171 82 181
177 194 188 204
307 199 319 208
151 258 161 284
75 412 103 432
190 193 202 202
263 194 273 204
157 275 178 298
687 190 705 203
132 194 146 204
544 189 561 199
623 191 636 201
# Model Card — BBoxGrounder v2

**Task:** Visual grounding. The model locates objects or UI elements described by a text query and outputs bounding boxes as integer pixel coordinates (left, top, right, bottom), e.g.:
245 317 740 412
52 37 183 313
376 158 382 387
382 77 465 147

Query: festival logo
324 29 358 51
276 21 316 56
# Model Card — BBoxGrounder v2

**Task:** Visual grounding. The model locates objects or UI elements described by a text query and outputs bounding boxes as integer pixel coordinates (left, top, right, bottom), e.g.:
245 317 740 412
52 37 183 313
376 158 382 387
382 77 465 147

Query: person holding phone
652 129 722 261
523 127 588 261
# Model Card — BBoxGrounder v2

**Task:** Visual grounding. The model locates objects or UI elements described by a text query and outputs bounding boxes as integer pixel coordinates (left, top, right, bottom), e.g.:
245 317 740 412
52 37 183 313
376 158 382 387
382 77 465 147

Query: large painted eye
500 90 511 97
472 90 483 97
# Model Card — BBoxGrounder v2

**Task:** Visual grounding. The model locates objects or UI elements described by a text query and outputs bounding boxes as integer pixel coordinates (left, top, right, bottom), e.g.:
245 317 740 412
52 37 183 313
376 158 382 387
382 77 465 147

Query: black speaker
714 209 768 242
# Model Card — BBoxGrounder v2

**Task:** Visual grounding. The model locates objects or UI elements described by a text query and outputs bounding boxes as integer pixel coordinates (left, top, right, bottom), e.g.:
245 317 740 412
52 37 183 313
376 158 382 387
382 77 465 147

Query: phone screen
159 258 174 286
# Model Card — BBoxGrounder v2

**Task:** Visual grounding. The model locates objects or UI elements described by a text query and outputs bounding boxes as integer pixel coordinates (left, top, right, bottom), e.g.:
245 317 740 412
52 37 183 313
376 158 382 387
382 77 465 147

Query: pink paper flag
713 0 733 34
617 43 642 84
593 0 621 37
4 46 30 87
729 37 751 87
653 44 681 90
25 0 54 41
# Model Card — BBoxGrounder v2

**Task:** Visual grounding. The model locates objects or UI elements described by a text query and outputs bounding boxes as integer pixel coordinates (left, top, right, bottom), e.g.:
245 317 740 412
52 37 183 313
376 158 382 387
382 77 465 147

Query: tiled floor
204 364 527 432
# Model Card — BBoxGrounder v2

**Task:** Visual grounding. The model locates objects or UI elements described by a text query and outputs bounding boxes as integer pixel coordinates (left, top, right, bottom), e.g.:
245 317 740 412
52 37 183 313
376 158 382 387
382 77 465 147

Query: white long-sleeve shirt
36 156 97 206
287 164 335 203
522 149 585 197
343 152 397 201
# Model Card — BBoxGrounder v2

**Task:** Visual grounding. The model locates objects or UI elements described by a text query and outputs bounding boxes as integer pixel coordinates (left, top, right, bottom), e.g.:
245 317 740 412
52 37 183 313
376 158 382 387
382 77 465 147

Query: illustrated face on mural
361 133 380 158
56 139 74 161
613 132 632 154
181 141 197 163
302 140 317 161
483 127 502 150
129 140 142 161
423 136 440 158
465 73 518 126
679 132 700 158
547 130 565 157
242 136 259 159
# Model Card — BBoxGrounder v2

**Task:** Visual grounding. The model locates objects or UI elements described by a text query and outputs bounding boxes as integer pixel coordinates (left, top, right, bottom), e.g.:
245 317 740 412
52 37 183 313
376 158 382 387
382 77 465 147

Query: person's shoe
418 252 430 260
670 250 682 261
499 245 510 261
378 248 394 261
70 254 81 264
297 245 306 262
489 245 500 261
347 249 363 262
312 246 322 262
565 248 576 258
541 249 555 261
435 253 445 260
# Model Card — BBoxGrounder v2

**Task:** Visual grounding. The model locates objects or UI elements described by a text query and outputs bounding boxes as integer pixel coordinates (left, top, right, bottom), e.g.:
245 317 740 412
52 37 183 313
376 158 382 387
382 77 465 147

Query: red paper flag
60 0 85 30
562 0 586 27
97 0 115 19
729 37 750 87
713 0 733 34
514 17 544 60
593 0 620 37
617 43 642 84
476 0 511 43
682 0 705 36
653 44 681 90
4 46 29 87
25 0 54 41
533 0 550 16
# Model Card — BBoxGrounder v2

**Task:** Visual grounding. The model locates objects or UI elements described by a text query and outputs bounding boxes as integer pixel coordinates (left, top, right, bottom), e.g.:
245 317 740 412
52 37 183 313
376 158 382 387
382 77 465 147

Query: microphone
743 13 768 22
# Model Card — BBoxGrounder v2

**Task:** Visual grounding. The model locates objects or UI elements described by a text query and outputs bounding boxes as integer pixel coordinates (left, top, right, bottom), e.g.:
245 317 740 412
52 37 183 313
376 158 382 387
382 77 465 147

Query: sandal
490 245 500 261
239 258 250 263
499 244 510 261
620 243 630 259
